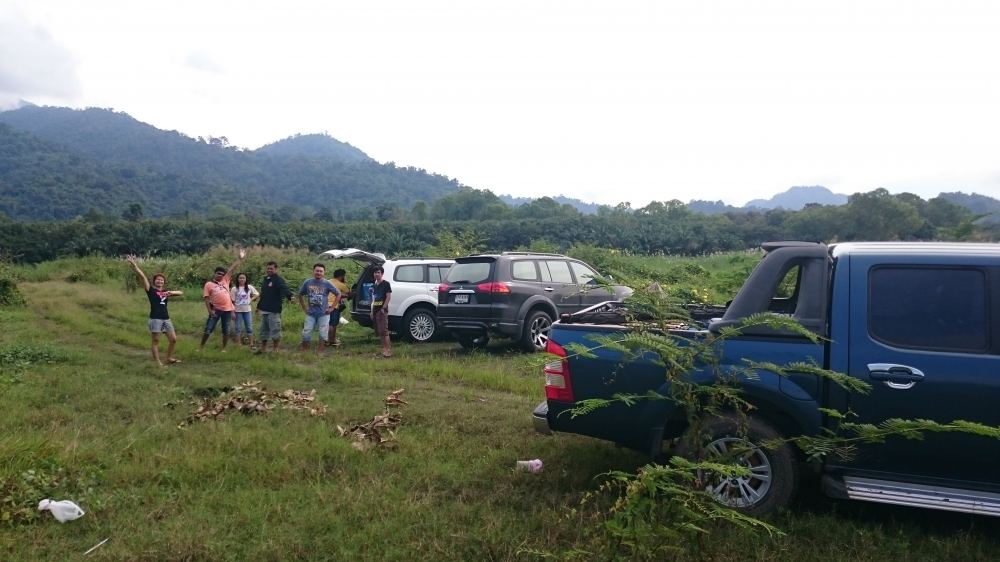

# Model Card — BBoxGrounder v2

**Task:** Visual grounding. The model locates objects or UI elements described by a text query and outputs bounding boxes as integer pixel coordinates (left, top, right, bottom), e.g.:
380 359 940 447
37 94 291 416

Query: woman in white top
230 272 260 348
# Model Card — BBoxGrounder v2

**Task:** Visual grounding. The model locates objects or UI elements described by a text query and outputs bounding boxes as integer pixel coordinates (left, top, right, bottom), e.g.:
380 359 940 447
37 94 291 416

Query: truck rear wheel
674 415 798 515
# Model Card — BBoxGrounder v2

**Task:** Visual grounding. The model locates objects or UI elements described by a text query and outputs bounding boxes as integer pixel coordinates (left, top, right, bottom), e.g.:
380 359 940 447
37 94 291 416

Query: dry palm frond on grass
337 388 407 451
179 380 327 427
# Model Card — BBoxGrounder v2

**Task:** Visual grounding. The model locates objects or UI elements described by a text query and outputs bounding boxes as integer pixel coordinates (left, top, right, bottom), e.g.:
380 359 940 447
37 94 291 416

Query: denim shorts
148 318 175 334
204 312 232 335
234 311 253 335
301 313 330 343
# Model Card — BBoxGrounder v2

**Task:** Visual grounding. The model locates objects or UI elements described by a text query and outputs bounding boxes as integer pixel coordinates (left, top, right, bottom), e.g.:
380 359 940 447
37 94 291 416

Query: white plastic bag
514 459 544 473
38 499 85 523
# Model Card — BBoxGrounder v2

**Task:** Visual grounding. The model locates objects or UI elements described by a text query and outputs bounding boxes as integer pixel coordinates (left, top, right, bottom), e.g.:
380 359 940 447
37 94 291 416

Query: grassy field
2 254 999 561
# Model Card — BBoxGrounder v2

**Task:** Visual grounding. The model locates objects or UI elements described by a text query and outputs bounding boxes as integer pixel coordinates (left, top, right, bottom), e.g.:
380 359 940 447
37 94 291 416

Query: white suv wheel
405 309 437 342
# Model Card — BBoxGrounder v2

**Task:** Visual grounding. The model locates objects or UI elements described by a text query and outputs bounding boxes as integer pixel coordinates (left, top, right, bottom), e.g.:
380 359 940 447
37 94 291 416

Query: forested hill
501 194 601 215
0 106 464 221
256 133 371 163
0 123 253 220
744 185 848 210
938 192 1000 223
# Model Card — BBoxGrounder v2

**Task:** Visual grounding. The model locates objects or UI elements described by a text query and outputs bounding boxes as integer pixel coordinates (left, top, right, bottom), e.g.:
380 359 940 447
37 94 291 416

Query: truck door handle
544 287 554 292
867 363 925 390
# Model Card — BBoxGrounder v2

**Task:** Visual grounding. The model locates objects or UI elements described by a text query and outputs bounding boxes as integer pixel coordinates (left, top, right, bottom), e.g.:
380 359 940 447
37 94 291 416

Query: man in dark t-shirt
127 254 184 366
371 266 392 358
256 261 294 353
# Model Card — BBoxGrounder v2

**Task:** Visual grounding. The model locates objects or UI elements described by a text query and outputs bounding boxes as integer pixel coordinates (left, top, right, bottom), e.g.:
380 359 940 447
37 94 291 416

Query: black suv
437 252 632 351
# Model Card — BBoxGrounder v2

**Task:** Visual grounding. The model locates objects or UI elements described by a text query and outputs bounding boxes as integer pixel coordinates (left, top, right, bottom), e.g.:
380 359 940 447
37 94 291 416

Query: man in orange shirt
199 248 246 352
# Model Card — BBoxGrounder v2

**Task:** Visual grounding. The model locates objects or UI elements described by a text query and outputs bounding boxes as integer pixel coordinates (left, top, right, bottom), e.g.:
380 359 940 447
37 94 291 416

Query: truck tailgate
544 323 672 450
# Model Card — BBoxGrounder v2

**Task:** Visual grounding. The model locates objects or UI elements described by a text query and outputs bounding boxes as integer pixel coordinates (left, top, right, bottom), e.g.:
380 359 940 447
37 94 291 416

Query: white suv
319 248 454 342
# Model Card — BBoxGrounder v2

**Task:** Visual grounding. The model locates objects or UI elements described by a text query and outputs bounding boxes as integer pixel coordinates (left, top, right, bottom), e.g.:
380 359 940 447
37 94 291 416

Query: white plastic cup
515 459 543 473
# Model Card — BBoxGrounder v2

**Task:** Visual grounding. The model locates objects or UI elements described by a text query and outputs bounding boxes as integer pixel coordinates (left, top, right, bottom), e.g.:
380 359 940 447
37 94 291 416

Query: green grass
2 254 999 561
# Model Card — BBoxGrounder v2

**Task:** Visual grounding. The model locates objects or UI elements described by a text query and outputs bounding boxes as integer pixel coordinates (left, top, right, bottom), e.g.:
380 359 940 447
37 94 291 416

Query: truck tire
457 332 489 350
674 415 798 515
520 310 553 352
402 308 437 343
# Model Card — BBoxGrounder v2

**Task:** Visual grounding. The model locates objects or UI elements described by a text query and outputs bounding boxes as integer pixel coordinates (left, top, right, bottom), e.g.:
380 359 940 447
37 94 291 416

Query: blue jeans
204 312 232 335
234 311 253 336
301 313 330 343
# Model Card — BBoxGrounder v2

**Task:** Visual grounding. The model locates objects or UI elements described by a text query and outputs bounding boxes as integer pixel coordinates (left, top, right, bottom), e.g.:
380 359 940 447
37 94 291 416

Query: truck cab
536 241 1000 515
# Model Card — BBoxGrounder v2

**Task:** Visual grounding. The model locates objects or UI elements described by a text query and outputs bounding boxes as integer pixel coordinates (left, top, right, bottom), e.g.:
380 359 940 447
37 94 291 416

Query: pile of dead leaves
337 388 408 451
179 380 327 427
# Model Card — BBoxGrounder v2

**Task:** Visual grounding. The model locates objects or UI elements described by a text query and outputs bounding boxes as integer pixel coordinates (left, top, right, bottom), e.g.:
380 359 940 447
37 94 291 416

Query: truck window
768 264 801 314
869 267 989 353
710 245 830 337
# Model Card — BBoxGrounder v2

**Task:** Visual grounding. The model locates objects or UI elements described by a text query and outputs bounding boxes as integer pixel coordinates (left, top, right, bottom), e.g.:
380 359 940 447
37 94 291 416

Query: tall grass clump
0 255 23 307
15 255 123 284
566 244 761 303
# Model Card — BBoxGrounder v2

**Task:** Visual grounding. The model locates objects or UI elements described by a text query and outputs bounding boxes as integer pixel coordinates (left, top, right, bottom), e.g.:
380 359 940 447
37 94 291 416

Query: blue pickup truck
533 241 1000 515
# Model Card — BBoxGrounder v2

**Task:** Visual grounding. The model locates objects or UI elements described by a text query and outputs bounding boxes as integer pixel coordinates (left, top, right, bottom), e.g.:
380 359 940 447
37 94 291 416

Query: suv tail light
543 340 574 402
476 282 511 293
437 283 449 293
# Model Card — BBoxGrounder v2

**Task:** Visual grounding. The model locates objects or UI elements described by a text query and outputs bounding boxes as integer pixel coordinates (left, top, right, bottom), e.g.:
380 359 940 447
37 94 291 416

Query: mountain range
0 105 998 222
0 105 463 220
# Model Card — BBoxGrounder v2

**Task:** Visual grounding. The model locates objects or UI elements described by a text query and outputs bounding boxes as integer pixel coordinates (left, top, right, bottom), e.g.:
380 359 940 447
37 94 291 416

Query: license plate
454 294 469 304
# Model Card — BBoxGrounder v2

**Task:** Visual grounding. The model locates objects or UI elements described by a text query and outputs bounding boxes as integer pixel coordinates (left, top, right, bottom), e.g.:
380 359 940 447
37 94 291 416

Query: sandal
167 358 183 364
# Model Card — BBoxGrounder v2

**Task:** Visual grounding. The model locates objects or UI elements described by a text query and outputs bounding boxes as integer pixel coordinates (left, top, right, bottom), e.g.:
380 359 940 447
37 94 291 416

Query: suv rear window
445 261 492 284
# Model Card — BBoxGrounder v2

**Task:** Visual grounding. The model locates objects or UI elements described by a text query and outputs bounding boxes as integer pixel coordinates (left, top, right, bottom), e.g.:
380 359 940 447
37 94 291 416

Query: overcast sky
2 1 999 207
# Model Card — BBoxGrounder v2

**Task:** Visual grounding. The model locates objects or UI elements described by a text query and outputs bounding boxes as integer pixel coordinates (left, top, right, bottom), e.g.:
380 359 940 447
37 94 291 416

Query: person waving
126 254 184 366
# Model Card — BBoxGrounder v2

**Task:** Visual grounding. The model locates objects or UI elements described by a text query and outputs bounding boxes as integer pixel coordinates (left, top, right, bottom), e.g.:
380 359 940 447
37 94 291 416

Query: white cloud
0 9 79 108
3 0 1000 205
183 51 225 75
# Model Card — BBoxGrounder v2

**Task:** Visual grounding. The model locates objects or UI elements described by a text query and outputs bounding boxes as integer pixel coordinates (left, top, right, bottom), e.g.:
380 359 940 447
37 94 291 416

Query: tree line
1 188 994 264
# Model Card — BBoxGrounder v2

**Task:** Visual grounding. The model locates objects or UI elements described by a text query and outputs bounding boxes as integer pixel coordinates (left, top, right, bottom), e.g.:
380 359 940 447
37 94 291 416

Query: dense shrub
0 259 23 307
